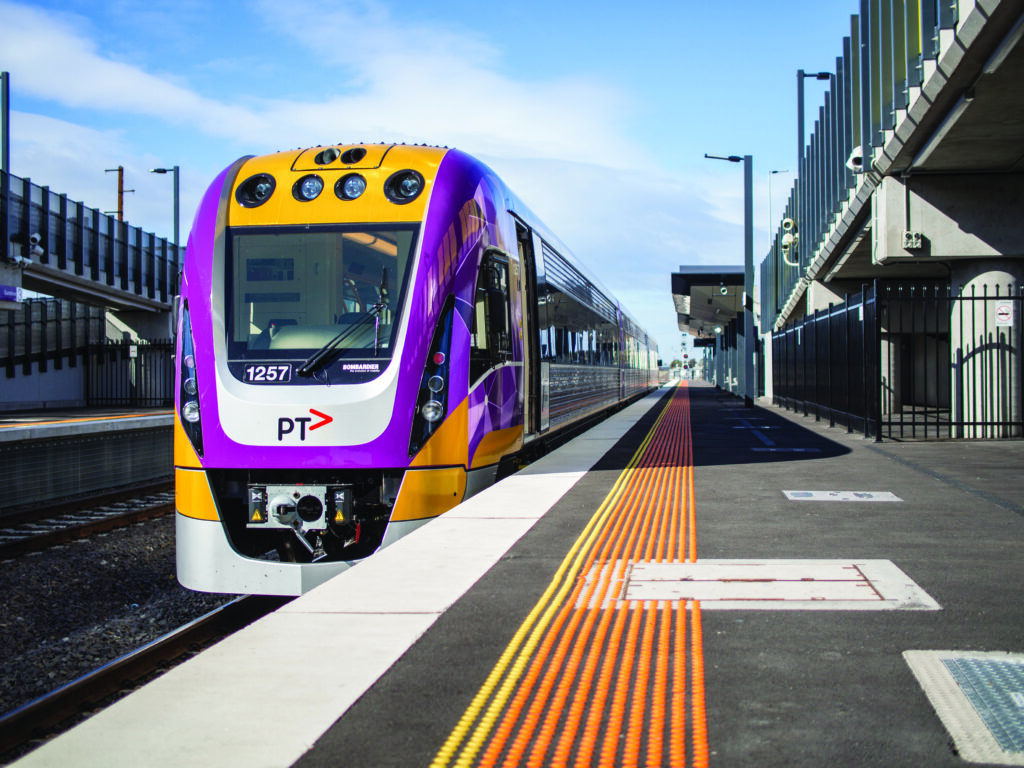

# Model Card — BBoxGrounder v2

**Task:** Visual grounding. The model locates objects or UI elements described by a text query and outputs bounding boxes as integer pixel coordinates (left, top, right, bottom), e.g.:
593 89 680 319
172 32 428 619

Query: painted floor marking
905 651 1024 765
752 447 823 453
737 418 778 447
784 490 903 502
619 559 939 610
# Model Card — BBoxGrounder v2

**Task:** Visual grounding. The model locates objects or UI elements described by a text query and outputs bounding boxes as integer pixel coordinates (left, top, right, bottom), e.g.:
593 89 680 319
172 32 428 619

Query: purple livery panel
180 150 523 472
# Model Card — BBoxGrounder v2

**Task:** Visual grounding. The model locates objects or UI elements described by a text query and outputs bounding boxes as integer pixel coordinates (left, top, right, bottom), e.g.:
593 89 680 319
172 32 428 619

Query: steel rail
0 595 290 760
0 500 174 560
0 480 173 528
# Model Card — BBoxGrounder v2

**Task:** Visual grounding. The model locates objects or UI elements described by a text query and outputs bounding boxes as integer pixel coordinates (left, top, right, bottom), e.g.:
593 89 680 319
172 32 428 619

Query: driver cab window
471 250 511 383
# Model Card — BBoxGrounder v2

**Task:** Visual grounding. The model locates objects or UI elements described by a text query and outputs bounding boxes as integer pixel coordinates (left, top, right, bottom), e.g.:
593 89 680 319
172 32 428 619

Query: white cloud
1 0 765 349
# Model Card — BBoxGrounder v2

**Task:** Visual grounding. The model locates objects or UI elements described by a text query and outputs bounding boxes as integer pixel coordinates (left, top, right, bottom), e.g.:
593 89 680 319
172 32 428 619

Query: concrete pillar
951 260 1023 438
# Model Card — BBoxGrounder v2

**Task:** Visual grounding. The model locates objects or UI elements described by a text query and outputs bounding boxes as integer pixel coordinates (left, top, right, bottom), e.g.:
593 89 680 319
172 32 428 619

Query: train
174 144 659 595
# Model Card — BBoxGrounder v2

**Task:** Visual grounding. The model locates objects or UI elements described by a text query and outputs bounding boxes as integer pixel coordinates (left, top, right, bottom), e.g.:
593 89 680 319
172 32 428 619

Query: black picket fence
773 282 1023 440
86 340 174 408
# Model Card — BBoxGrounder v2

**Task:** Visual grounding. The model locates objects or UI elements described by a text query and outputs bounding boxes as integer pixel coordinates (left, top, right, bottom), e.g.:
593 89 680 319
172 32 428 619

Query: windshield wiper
295 267 390 377
295 305 382 377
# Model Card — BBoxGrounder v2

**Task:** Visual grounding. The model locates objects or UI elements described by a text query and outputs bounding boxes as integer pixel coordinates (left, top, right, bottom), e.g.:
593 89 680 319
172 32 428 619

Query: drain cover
906 651 1024 764
617 559 939 610
783 490 902 502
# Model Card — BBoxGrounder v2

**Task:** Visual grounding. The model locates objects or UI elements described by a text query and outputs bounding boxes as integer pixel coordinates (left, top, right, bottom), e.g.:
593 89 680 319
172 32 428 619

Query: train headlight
235 173 276 207
421 400 444 423
384 170 425 205
178 302 204 456
182 400 201 423
409 297 454 456
335 173 367 201
293 174 324 201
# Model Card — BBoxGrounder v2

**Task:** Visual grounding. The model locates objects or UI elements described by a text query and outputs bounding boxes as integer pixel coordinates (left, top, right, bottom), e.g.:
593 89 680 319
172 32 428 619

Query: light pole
796 70 830 267
704 153 755 407
797 70 831 164
769 169 788 247
149 165 180 247
2 72 10 265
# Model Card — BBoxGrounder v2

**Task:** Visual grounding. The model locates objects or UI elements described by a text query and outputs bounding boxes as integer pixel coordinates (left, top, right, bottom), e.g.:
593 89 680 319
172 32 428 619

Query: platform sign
995 303 1015 327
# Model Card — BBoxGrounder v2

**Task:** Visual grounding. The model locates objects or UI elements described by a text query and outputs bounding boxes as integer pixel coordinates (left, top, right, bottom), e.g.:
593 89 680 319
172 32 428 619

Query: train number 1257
244 364 292 383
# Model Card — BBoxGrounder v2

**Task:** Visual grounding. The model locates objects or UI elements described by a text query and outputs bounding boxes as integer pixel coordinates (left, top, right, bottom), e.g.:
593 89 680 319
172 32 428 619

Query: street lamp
149 165 180 248
797 70 831 164
704 152 754 407
769 169 788 247
796 71 830 268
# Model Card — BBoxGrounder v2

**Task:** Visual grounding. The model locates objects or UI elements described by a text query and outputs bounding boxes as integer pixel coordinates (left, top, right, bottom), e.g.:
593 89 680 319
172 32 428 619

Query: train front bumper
176 512 352 596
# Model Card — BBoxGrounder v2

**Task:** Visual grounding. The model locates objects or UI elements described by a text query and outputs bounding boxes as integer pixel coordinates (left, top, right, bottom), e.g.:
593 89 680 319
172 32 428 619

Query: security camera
781 218 796 232
27 232 44 258
781 232 797 248
846 146 864 172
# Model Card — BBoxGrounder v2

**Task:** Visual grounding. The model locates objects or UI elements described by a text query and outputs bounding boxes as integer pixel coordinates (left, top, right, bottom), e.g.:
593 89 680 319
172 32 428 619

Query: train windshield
225 224 418 380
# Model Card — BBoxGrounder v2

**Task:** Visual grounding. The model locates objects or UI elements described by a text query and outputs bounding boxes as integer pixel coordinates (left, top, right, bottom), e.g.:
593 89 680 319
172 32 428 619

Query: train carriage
175 144 657 595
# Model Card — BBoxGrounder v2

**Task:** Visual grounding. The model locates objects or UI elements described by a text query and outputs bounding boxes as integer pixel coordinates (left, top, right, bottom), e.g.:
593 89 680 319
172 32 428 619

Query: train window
470 249 511 383
224 224 418 380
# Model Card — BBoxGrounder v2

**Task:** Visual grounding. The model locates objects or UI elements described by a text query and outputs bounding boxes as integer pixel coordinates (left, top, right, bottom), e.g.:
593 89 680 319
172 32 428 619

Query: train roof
224 142 651 344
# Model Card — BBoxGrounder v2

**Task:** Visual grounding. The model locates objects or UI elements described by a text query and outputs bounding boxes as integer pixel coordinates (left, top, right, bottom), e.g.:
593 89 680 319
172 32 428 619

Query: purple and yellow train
174 144 659 595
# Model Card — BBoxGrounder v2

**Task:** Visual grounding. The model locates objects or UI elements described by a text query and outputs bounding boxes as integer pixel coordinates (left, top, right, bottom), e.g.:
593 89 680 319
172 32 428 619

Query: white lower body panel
176 513 352 596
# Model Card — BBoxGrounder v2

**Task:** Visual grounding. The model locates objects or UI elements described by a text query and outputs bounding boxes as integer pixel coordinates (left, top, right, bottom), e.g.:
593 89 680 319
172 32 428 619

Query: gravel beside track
0 515 233 719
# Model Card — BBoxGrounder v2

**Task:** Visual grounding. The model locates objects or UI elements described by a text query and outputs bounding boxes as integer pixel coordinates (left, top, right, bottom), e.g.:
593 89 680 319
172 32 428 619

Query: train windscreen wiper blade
295 305 382 377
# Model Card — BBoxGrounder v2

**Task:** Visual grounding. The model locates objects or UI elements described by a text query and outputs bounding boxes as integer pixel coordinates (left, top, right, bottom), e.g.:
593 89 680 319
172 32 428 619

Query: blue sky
1 0 856 358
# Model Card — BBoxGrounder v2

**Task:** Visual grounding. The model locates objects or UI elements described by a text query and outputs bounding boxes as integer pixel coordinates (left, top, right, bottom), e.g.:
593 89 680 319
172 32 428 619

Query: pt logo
277 409 333 441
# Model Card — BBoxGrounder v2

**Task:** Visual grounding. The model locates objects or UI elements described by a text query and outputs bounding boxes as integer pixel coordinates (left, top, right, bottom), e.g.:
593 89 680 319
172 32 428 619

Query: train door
516 222 542 439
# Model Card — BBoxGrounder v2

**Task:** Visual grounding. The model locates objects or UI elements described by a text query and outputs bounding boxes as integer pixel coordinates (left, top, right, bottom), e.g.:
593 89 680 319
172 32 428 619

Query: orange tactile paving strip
433 383 707 768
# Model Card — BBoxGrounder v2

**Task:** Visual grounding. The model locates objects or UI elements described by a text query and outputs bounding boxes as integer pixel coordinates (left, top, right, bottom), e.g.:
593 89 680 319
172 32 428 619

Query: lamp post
797 70 831 164
769 169 788 247
2 72 10 265
796 70 831 267
704 153 754 407
149 165 180 248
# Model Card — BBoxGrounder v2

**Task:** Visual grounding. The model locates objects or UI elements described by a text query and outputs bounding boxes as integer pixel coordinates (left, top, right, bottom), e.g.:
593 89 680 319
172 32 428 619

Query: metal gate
772 282 1024 440
86 340 174 408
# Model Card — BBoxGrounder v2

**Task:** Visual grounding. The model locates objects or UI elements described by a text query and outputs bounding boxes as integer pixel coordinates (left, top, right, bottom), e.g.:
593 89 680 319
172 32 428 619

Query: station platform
13 382 1024 767
0 409 172 442
0 409 173 514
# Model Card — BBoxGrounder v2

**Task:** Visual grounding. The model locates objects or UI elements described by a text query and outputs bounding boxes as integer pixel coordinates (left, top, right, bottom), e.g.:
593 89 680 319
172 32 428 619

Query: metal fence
2 169 181 306
86 340 174 408
773 284 878 435
772 282 1024 439
2 297 104 377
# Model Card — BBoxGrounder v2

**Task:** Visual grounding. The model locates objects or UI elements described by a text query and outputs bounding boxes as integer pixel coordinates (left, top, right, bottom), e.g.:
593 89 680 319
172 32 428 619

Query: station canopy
671 265 745 340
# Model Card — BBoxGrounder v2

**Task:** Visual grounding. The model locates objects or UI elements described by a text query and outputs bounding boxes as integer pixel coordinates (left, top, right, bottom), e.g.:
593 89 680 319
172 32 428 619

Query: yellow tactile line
431 391 674 768
432 385 693 767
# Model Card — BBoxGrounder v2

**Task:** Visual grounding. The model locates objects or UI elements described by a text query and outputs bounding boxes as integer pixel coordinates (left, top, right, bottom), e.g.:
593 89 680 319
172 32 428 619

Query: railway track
0 482 174 560
0 594 290 761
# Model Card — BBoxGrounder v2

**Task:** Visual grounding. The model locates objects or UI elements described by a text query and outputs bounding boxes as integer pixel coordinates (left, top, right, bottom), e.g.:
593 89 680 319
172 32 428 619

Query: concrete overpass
674 0 1024 439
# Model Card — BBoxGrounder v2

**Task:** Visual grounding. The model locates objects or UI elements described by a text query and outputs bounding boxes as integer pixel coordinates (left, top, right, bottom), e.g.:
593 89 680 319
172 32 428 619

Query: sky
1 0 858 360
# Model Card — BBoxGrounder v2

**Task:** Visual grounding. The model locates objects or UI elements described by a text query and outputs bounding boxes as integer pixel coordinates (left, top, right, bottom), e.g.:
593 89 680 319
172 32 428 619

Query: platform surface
0 408 172 442
14 383 1024 767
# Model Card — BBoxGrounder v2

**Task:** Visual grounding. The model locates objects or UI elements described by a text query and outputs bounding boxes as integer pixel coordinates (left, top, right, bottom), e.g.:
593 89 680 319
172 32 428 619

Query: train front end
174 144 521 595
